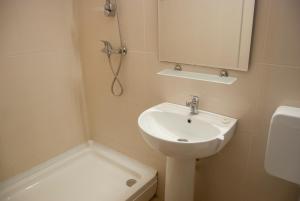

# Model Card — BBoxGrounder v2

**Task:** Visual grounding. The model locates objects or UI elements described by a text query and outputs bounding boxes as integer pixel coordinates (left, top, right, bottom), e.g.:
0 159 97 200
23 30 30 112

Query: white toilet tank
265 106 300 185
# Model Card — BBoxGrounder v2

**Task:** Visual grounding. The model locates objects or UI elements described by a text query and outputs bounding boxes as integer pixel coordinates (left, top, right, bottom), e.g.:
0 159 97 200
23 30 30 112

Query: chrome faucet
186 95 199 115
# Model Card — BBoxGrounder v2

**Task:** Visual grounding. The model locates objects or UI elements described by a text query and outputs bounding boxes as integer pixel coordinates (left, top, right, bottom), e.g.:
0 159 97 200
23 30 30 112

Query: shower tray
0 141 157 201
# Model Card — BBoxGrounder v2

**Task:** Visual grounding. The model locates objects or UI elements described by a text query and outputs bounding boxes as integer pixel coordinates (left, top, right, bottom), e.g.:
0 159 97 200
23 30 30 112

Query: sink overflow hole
177 138 188 142
187 118 192 123
126 179 137 187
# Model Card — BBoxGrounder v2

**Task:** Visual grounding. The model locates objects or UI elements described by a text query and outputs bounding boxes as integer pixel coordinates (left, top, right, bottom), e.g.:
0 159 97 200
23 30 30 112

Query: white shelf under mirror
157 69 237 85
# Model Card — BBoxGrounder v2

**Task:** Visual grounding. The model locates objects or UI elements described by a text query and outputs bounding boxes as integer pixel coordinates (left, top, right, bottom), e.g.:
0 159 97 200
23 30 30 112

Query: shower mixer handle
101 40 113 56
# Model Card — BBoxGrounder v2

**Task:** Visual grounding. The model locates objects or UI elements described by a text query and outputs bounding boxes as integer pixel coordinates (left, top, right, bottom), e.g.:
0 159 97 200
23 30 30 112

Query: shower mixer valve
101 40 127 56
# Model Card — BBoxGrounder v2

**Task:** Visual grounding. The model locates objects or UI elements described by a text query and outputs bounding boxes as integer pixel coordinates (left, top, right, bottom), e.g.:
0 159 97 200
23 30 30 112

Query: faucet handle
186 101 192 107
191 95 199 101
186 95 199 106
188 95 199 103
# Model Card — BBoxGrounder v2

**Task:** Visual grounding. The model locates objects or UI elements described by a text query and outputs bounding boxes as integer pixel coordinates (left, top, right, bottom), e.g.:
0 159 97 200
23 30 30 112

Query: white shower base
0 141 157 201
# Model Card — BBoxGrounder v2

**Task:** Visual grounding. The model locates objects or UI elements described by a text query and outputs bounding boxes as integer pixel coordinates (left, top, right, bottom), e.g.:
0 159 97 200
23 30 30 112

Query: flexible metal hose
107 53 124 96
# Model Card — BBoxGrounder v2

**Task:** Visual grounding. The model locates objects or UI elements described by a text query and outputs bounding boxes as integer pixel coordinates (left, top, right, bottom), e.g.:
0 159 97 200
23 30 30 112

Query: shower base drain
126 179 137 187
177 138 188 142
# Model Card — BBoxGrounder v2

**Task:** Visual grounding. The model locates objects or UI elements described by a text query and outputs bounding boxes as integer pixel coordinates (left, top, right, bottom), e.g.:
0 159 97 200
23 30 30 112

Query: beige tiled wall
78 0 300 200
0 0 88 181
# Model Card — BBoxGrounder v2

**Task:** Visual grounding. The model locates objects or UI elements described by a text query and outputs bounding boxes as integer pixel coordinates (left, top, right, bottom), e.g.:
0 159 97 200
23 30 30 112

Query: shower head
104 0 116 17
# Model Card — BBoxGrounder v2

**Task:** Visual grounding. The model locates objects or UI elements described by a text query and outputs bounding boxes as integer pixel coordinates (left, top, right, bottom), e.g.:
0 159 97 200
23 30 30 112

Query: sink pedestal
165 157 196 201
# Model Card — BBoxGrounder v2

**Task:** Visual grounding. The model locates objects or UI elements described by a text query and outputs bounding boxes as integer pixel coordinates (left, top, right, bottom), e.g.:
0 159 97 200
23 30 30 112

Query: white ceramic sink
138 102 237 201
138 102 237 159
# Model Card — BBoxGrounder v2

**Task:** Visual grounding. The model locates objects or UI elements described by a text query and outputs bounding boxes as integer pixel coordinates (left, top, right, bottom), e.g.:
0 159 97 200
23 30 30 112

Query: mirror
158 0 255 71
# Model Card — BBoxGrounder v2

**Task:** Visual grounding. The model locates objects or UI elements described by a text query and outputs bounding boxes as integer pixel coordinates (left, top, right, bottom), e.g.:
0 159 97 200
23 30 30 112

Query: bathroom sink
138 102 237 201
138 102 237 159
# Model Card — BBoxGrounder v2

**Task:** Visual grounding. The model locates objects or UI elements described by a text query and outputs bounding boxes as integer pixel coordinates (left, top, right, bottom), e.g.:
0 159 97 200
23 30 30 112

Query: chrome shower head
104 0 116 17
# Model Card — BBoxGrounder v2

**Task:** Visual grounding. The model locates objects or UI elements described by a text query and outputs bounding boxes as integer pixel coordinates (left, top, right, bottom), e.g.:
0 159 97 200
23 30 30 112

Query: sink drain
126 179 137 187
177 138 188 142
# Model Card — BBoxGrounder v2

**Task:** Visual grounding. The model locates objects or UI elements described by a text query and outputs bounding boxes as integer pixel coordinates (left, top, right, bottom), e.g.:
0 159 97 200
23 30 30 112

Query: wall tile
117 0 145 51
5 0 75 55
144 0 158 53
0 0 19 55
263 0 300 67
0 1 86 181
250 0 270 63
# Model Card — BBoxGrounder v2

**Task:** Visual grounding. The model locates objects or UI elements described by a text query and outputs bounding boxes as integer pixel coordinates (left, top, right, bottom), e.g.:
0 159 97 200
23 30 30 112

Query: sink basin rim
138 102 237 144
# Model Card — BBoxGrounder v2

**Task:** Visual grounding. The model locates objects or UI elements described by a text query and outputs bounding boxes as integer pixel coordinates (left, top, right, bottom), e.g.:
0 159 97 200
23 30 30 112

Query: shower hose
107 53 124 96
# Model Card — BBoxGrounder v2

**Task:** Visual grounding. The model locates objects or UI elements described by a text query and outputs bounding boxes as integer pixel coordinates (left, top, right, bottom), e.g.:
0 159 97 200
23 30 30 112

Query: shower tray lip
0 141 157 201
